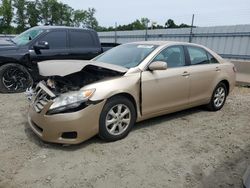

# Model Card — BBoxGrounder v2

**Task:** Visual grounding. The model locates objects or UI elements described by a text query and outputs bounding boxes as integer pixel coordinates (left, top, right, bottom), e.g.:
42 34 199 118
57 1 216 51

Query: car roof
128 40 204 47
32 25 95 32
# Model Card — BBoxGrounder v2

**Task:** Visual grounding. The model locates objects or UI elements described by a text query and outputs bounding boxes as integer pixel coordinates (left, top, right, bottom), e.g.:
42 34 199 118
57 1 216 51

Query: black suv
0 26 107 93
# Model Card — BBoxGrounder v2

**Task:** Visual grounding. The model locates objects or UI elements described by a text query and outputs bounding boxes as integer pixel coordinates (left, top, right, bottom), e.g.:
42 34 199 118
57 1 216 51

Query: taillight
233 66 237 73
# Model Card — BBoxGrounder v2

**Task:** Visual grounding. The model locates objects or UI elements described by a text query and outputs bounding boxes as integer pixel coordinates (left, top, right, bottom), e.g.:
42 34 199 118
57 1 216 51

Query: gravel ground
0 87 250 188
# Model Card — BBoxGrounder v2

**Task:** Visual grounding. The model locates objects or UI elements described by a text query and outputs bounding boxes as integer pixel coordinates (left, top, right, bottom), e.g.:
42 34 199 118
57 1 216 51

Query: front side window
152 46 185 68
94 44 158 68
39 31 67 49
187 46 210 65
13 28 44 46
69 31 95 48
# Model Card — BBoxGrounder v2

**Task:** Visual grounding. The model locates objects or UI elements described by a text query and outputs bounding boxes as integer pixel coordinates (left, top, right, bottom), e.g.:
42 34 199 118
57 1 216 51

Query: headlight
49 89 95 111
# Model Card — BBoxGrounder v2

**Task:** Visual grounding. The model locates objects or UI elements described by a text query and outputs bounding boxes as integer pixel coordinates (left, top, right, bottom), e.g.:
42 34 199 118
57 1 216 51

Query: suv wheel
0 64 33 93
99 96 136 142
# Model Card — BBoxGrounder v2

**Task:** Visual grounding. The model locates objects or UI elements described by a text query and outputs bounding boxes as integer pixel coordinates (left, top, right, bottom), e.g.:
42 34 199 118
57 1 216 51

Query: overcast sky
60 0 250 27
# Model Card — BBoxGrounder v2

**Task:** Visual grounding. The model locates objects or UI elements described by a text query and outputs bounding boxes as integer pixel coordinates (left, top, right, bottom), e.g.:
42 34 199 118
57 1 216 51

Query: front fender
83 72 141 116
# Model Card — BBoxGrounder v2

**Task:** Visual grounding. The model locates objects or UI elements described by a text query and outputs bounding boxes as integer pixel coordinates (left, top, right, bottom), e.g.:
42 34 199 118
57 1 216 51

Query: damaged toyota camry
27 41 236 144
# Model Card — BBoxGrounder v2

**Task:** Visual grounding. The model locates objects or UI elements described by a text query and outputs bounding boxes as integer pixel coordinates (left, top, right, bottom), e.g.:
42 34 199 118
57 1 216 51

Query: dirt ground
0 87 250 188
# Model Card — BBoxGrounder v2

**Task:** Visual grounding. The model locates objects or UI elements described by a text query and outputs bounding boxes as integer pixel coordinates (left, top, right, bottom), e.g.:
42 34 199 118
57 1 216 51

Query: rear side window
39 31 67 49
69 31 95 48
187 46 209 65
153 46 185 68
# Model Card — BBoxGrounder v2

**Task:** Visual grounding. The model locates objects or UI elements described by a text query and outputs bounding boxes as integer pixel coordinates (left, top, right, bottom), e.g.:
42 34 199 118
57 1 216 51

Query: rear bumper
28 100 106 144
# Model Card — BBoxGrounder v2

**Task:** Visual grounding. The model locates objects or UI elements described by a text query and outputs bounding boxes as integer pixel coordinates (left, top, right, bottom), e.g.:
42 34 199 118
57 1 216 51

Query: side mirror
33 41 49 52
149 61 167 71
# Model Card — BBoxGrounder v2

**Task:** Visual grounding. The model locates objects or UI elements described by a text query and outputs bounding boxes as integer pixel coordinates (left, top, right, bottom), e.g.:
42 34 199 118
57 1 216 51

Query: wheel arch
219 79 230 95
108 92 138 119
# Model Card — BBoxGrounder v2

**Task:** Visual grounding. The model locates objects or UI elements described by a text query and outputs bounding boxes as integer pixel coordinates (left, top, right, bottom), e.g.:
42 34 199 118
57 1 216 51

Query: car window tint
153 46 185 68
69 31 95 48
187 46 209 65
39 31 67 49
207 52 219 64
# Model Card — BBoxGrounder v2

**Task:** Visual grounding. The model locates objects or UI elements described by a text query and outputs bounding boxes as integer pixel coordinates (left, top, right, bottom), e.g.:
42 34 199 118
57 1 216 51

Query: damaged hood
38 60 128 77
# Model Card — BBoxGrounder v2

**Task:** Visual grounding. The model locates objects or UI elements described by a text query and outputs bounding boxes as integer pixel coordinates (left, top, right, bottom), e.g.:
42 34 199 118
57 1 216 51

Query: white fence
98 24 250 60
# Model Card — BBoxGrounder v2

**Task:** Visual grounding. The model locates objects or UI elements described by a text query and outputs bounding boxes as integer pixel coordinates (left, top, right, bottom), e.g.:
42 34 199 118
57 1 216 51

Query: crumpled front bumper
28 100 106 144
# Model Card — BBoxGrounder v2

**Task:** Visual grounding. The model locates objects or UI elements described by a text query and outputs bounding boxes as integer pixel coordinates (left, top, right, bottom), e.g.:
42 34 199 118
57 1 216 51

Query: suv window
187 46 210 65
39 31 67 49
69 31 95 48
153 46 185 68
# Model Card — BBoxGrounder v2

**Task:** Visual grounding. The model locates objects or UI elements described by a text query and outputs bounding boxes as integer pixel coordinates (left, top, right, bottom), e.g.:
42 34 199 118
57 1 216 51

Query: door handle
216 67 221 72
182 71 190 77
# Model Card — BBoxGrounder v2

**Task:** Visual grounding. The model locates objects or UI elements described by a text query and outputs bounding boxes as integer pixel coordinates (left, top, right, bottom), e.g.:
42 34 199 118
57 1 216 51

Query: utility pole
145 22 148 41
189 14 195 43
115 22 117 44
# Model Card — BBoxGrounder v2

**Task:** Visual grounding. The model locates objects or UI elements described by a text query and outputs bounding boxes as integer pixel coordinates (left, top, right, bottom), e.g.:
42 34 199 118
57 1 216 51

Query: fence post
189 14 195 43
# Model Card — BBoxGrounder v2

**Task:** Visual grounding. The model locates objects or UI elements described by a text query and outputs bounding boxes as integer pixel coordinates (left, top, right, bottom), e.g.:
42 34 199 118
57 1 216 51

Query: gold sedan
27 41 236 144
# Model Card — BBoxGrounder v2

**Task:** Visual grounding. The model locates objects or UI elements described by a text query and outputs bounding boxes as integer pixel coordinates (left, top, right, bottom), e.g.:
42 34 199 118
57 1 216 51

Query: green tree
39 0 50 25
141 17 150 28
0 0 13 33
165 19 178 28
26 0 40 27
85 8 98 29
73 10 87 27
13 0 26 32
59 4 73 26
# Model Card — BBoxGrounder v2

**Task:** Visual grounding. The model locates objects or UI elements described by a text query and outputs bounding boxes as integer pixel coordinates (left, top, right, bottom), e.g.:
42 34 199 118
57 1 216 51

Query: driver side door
141 45 190 116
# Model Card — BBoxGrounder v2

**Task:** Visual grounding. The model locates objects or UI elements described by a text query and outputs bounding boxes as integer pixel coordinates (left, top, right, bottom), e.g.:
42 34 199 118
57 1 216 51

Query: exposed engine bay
45 65 124 94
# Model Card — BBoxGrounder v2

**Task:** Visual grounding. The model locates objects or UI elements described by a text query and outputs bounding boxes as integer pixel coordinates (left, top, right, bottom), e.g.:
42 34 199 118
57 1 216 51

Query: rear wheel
207 82 227 111
0 63 33 93
99 96 136 142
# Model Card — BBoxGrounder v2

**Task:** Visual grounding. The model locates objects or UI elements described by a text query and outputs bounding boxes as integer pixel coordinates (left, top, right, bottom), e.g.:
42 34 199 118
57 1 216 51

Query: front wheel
207 82 227 111
0 63 33 93
99 96 136 142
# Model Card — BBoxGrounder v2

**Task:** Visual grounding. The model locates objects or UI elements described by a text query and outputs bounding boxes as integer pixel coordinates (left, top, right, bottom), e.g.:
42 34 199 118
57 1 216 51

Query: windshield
13 28 44 46
94 44 158 68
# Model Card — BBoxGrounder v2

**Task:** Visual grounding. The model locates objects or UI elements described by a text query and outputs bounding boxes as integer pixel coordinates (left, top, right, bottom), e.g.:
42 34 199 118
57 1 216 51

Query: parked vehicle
27 41 236 144
0 26 116 93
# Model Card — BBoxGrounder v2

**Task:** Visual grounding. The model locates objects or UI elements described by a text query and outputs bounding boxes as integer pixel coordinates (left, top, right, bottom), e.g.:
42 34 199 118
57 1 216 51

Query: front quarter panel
83 73 141 117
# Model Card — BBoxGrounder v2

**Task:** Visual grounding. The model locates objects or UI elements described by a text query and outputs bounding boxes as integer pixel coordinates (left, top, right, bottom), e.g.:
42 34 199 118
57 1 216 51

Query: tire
99 96 136 142
207 82 227 111
0 63 33 93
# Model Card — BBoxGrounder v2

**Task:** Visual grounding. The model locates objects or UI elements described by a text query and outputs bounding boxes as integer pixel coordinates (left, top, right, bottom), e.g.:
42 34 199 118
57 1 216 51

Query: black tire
207 82 227 111
0 63 33 93
99 96 136 142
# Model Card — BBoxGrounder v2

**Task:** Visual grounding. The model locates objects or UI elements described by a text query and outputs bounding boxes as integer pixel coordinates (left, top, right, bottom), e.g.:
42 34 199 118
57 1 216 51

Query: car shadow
23 106 205 151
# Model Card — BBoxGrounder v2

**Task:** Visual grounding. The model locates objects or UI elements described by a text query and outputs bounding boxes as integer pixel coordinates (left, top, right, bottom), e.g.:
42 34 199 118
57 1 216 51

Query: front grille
32 82 55 113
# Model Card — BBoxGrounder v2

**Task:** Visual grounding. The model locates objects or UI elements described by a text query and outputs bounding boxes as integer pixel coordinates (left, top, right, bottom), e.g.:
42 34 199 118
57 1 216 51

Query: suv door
184 46 221 105
141 45 190 116
30 30 69 62
68 30 101 60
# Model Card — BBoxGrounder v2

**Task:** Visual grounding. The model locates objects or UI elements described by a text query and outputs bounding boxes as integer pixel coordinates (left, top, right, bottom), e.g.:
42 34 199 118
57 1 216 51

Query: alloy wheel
105 104 131 136
213 86 226 108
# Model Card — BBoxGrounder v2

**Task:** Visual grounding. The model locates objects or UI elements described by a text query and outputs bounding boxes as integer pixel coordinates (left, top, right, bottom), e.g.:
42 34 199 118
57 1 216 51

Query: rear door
141 45 190 115
68 30 101 60
184 46 221 104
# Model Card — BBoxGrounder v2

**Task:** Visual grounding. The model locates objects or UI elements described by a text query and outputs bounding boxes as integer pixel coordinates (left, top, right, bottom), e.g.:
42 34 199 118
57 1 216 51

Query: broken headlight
48 89 95 113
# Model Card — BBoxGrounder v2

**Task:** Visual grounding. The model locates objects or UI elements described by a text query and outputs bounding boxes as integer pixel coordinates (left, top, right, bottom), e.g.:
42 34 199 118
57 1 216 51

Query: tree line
0 0 192 34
